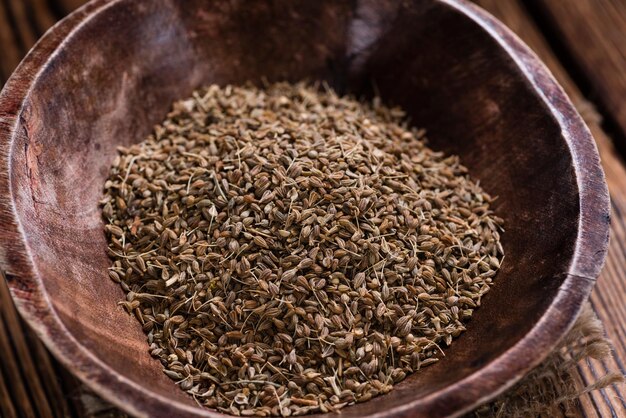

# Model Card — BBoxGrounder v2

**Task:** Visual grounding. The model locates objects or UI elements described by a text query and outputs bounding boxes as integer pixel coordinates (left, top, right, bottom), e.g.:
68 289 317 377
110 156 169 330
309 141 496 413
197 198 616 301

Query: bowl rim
0 0 610 417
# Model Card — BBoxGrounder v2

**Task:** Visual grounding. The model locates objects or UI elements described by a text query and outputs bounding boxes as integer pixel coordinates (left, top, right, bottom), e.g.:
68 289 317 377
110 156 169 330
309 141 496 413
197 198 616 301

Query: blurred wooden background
1 0 625 416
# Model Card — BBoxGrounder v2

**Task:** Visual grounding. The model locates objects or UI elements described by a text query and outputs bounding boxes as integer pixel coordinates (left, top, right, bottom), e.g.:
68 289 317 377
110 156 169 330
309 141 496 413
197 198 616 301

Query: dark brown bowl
0 0 610 417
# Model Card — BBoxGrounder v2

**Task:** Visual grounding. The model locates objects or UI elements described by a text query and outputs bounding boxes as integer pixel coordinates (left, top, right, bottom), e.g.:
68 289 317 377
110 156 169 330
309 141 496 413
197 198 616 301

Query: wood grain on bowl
0 1 610 417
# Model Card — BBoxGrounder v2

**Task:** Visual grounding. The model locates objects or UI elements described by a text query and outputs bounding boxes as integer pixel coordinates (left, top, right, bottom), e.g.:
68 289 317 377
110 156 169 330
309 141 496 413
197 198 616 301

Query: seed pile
101 83 504 416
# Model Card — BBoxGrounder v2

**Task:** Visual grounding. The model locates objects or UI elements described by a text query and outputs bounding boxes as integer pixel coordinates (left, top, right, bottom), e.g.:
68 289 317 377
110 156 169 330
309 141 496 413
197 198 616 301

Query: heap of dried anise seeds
101 83 504 416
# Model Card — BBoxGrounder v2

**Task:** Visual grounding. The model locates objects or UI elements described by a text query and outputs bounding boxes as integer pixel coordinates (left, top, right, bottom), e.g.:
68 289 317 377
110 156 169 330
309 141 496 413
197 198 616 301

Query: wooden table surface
0 1 625 417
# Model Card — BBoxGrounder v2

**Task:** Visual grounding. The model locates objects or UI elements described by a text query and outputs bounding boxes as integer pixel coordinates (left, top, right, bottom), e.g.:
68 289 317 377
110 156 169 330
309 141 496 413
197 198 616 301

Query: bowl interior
8 0 580 416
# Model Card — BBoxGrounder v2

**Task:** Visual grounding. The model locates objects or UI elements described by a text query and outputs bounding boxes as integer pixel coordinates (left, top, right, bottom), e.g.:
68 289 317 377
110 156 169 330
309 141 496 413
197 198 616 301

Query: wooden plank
0 362 18 418
26 332 74 418
4 0 38 50
0 0 64 82
474 1 626 416
531 0 626 152
571 362 599 418
0 1 24 82
0 274 55 418
56 0 87 15
27 0 57 36
0 308 38 418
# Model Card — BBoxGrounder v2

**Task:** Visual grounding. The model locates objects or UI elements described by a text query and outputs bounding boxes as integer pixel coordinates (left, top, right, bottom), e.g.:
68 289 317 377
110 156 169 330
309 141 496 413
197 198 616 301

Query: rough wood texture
0 1 610 417
475 1 626 416
531 0 626 151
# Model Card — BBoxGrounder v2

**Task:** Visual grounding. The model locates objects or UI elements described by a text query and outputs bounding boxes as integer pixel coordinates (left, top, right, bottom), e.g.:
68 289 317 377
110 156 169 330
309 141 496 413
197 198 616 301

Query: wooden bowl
0 0 609 417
